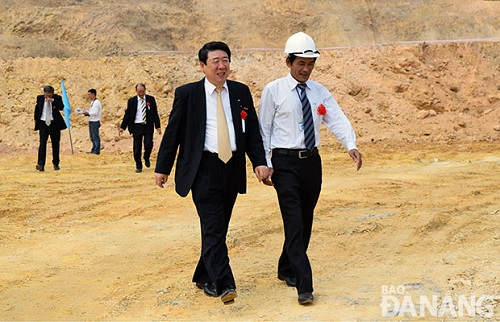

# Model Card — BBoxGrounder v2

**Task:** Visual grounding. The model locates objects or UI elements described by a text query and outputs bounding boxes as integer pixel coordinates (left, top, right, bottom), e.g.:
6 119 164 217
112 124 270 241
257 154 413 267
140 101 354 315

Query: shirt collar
205 78 228 95
286 73 309 91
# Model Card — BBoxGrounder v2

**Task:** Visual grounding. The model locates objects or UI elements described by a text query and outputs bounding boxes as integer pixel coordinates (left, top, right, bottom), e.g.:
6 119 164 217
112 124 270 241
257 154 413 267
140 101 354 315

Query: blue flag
60 80 71 128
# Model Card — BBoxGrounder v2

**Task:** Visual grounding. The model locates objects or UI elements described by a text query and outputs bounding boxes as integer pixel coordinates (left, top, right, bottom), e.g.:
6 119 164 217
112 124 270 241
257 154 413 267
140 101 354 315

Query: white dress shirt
87 99 102 122
259 73 358 167
204 78 237 153
134 96 146 124
40 100 53 122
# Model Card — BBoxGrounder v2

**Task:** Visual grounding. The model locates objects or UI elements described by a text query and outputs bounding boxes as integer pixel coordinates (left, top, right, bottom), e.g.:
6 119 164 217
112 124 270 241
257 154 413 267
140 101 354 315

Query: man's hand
254 165 269 182
349 149 363 171
154 173 169 188
262 168 274 186
118 128 124 136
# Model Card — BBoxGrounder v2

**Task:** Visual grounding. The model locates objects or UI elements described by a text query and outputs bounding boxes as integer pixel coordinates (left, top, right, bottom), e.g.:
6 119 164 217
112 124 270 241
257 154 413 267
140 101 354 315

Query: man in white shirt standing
83 88 103 155
259 32 363 305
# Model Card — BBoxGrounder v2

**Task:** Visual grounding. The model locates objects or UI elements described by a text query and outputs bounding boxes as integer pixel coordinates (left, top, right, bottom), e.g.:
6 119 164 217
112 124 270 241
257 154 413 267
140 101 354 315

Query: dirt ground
0 140 498 320
0 0 499 320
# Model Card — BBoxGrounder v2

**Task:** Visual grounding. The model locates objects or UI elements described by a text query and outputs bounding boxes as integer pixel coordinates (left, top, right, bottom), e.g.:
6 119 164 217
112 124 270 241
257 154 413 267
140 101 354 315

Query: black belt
203 151 219 158
203 151 236 158
273 148 319 159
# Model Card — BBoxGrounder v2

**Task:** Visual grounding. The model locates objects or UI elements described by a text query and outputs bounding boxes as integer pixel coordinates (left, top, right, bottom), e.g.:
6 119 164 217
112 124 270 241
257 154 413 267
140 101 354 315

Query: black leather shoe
145 159 150 168
220 288 237 305
278 273 296 287
195 282 217 297
36 164 44 171
54 165 60 171
135 168 142 173
298 292 314 305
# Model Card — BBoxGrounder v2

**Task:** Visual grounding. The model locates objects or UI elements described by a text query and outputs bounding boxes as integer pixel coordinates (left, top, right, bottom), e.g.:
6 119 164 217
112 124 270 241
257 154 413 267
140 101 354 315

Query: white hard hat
284 32 320 58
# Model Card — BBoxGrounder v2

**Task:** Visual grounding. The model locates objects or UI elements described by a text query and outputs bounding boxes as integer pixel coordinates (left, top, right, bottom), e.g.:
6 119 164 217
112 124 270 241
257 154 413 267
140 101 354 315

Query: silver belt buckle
298 150 308 159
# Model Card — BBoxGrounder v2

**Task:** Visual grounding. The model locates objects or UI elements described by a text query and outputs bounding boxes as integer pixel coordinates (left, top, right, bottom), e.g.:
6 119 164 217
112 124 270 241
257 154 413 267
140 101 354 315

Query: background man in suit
119 83 161 172
259 32 363 305
34 85 67 171
154 41 269 305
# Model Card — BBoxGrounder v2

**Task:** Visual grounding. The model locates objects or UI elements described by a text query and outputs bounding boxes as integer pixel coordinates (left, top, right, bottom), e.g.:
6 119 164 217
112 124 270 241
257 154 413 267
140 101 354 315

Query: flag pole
67 124 74 155
60 80 74 154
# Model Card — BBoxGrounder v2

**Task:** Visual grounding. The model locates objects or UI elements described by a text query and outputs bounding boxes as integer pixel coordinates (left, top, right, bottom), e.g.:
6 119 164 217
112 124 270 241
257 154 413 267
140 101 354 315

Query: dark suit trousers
191 152 238 293
132 123 153 169
271 153 322 294
37 122 61 166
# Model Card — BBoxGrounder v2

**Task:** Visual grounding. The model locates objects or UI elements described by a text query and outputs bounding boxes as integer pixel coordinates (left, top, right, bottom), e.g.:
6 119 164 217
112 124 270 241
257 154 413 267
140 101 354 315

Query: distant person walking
119 83 161 172
82 88 102 155
33 85 67 171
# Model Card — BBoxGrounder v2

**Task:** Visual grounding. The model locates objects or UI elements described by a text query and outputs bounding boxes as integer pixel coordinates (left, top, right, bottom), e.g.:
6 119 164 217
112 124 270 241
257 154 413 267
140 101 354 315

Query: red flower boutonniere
240 110 248 120
239 99 248 133
317 104 326 115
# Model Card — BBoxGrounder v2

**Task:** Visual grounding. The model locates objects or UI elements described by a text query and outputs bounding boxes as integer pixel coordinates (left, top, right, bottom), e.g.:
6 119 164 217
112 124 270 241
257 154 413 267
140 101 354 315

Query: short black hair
198 41 231 64
43 85 54 94
88 88 97 96
135 83 146 90
287 54 317 65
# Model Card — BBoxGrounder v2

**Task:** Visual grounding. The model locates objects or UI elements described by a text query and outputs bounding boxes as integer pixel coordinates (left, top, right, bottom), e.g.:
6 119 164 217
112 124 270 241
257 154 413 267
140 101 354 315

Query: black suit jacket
34 94 67 131
155 78 266 197
120 94 161 134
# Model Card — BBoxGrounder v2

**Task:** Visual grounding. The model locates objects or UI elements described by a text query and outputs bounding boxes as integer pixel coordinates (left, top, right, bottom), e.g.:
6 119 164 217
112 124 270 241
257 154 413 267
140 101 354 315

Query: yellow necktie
216 87 232 163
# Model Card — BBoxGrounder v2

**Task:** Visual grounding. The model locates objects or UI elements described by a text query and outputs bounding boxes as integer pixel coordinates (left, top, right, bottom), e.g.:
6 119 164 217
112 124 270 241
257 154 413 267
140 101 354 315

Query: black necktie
297 83 315 150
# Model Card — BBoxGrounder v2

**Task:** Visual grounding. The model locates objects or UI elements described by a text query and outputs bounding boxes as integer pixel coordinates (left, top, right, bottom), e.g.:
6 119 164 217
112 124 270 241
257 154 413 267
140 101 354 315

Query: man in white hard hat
259 32 362 305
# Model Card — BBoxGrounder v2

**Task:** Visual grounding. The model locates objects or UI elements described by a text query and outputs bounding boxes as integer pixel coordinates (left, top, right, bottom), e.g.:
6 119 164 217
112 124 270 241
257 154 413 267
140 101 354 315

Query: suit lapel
131 97 138 117
227 81 242 136
195 79 207 132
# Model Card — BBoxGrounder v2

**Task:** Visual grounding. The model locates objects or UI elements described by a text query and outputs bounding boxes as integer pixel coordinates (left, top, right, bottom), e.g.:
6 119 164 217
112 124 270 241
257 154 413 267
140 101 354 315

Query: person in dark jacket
34 85 67 171
119 83 161 172
154 41 269 305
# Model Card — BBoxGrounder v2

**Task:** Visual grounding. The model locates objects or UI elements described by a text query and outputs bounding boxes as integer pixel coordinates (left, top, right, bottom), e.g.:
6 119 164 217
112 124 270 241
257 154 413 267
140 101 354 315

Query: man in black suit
119 83 161 172
34 85 67 171
154 41 269 305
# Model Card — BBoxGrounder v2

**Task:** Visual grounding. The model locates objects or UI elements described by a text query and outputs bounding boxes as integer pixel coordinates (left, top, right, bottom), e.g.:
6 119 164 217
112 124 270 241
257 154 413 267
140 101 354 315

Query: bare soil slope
0 0 499 320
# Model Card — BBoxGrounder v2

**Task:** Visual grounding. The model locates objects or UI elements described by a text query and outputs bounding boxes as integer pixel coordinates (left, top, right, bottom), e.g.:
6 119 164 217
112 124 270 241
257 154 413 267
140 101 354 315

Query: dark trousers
271 152 322 294
132 123 153 169
37 122 61 167
191 152 237 294
89 121 101 153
